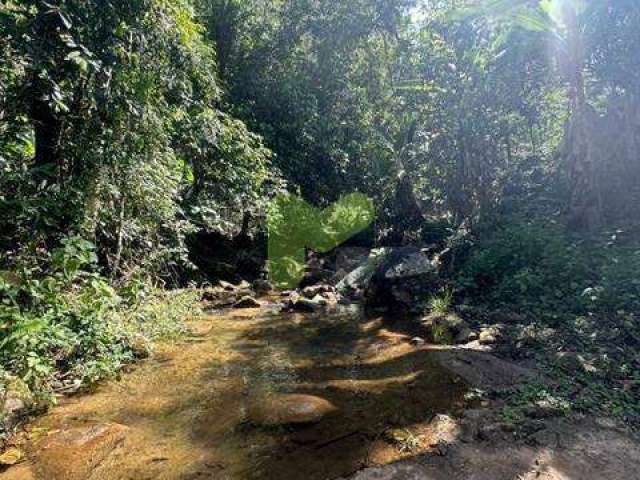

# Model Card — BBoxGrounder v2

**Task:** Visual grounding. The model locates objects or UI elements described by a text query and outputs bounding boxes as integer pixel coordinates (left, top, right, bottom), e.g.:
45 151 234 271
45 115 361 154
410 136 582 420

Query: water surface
29 305 467 479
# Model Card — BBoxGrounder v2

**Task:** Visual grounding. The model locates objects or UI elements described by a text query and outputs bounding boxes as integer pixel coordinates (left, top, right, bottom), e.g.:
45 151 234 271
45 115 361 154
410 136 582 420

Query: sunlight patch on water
26 305 467 480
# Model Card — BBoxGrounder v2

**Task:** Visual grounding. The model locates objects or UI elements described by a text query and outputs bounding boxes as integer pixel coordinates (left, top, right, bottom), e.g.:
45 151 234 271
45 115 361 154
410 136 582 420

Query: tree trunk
563 4 602 231
112 196 126 278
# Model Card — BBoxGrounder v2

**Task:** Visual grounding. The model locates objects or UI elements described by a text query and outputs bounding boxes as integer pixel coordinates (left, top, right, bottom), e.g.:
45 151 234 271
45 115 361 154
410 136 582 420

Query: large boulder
248 394 337 426
335 250 387 294
364 248 440 310
431 350 535 389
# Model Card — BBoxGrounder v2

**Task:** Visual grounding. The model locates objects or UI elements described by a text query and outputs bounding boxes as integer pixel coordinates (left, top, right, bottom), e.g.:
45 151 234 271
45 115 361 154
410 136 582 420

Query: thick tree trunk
390 121 428 242
566 106 602 231
563 4 602 231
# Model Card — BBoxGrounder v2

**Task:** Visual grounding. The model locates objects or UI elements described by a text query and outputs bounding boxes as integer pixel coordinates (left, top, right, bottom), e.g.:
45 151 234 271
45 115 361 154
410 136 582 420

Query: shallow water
26 305 467 480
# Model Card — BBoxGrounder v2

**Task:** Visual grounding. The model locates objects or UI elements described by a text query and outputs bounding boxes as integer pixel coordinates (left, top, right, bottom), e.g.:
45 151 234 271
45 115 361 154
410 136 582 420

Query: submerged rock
33 423 128 480
248 394 337 426
233 296 262 308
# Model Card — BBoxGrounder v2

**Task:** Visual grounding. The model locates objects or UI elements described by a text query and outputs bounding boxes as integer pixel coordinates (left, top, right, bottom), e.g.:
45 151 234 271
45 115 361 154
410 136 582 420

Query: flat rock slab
32 423 127 480
346 417 640 480
248 394 338 426
0 463 37 480
346 462 444 480
346 444 540 480
430 350 535 389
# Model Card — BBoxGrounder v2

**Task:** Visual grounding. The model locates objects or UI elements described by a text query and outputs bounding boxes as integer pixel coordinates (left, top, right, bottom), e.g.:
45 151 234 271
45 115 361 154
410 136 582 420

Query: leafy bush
456 220 640 424
458 222 592 315
0 236 199 400
459 220 640 321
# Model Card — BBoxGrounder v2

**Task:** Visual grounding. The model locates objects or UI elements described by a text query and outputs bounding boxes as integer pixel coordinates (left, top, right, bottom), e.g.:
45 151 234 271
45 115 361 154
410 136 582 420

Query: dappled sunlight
22 307 467 480
2 1 640 478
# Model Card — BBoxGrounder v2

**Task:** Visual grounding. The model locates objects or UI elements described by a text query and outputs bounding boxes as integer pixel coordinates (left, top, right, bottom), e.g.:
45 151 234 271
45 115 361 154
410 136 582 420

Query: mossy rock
1 375 34 431
421 313 470 345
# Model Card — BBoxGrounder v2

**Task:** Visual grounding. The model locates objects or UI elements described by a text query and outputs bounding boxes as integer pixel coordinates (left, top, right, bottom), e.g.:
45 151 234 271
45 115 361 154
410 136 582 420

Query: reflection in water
30 305 467 480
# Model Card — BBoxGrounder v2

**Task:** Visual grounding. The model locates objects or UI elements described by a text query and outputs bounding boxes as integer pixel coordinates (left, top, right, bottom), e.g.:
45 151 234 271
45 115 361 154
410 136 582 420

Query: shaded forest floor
2 299 639 480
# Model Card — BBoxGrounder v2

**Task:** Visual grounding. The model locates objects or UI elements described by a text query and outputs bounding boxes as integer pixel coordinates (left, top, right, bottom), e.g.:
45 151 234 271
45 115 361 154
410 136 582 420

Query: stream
14 304 468 480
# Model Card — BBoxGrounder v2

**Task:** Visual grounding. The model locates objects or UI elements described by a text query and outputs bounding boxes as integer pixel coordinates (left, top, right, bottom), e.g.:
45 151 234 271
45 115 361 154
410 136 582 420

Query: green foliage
498 382 570 425
458 219 640 423
459 220 640 321
201 0 409 208
0 0 275 279
459 221 590 314
0 236 199 399
429 289 454 315
0 0 639 433
430 322 454 345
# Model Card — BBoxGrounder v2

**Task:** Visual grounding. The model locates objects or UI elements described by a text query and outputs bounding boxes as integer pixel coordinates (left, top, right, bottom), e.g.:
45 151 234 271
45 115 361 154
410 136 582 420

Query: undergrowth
456 219 640 426
0 236 200 408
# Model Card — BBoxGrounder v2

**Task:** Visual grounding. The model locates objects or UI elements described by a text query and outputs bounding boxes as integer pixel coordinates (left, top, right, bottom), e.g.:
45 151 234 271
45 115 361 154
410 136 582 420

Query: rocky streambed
2 295 640 480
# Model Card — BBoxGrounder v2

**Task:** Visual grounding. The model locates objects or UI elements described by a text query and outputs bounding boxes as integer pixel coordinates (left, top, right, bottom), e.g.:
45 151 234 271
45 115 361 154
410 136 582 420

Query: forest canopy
2 0 639 272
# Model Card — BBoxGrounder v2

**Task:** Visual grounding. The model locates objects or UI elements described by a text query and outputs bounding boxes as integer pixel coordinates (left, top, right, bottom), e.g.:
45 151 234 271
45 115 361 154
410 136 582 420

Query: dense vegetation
1 0 639 433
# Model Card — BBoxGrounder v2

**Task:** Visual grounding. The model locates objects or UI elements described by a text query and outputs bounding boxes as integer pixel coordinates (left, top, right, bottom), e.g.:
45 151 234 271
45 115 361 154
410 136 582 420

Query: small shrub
429 289 454 314
431 321 454 345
